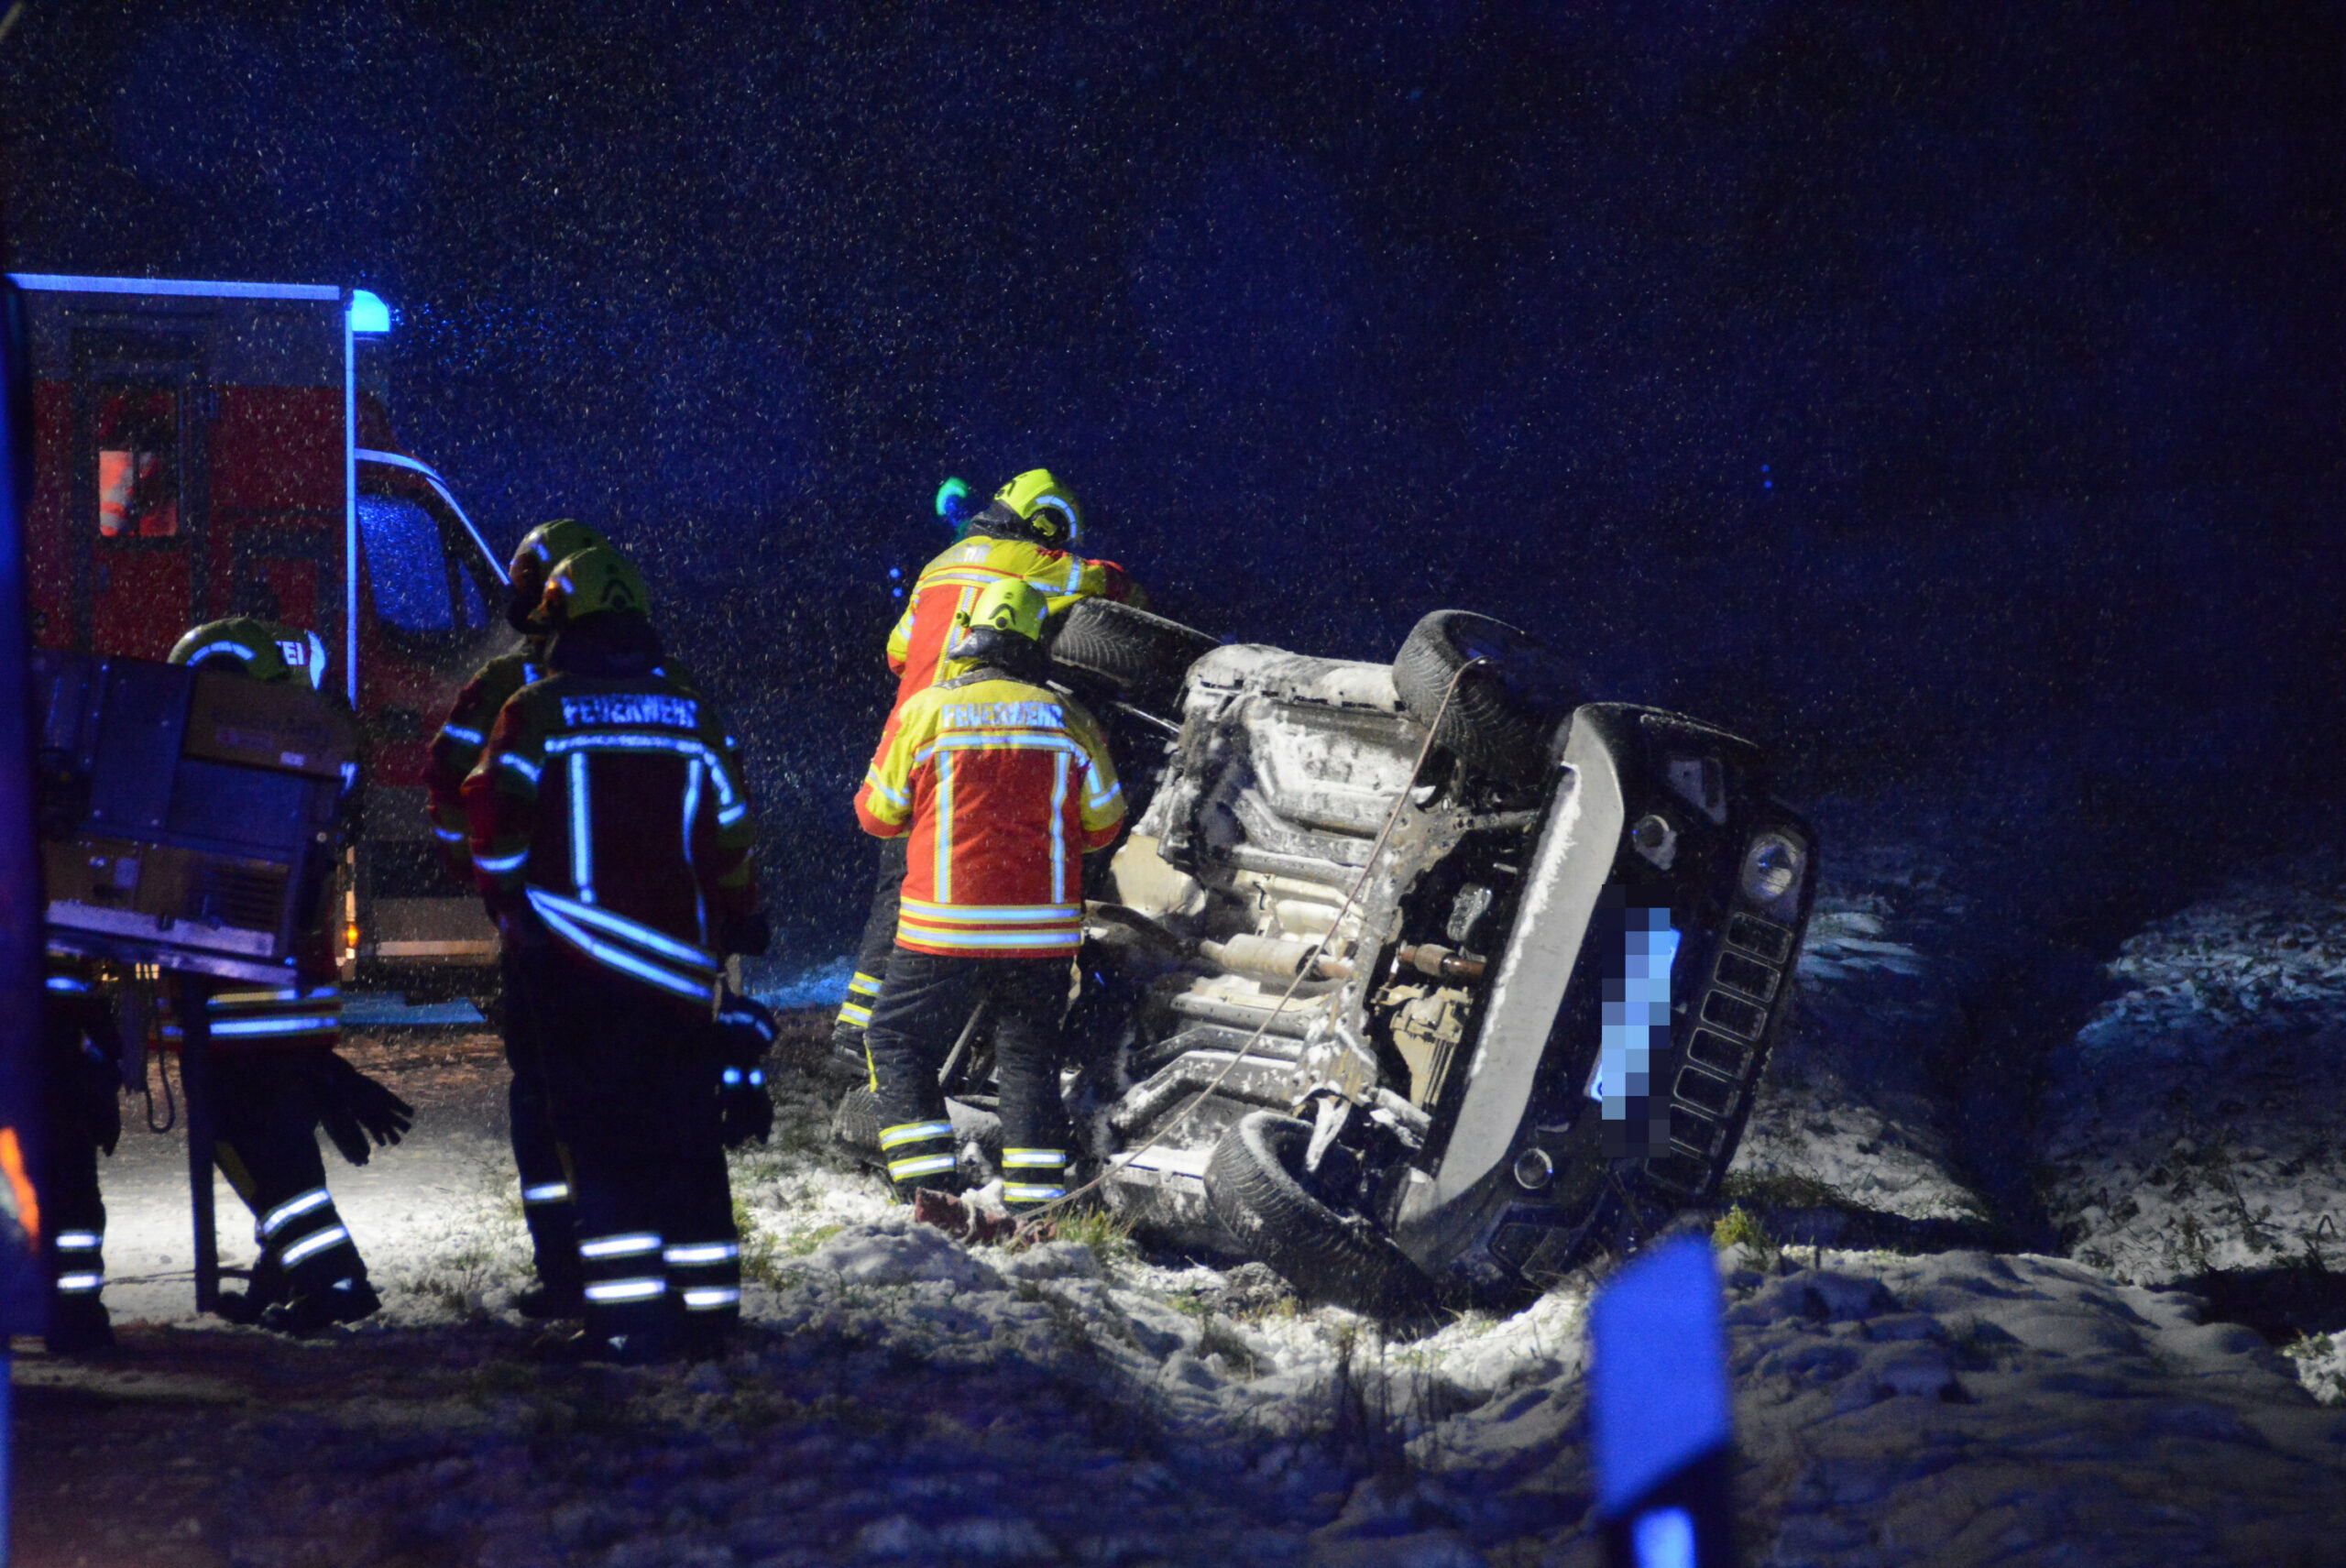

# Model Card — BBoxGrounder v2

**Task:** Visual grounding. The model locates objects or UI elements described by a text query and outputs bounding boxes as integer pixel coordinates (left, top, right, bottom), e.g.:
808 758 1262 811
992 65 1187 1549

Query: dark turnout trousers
525 950 739 1355
863 946 1074 1211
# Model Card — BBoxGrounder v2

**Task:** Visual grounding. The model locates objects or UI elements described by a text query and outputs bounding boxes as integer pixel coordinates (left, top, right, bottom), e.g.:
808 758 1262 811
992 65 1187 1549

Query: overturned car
838 601 1816 1313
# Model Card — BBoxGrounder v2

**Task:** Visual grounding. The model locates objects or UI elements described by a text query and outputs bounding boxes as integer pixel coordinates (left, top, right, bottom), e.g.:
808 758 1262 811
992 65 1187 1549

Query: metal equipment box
34 649 355 983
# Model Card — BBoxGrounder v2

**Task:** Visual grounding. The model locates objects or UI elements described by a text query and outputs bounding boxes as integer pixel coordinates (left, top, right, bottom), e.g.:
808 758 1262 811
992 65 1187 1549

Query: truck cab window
357 494 457 630
94 388 179 539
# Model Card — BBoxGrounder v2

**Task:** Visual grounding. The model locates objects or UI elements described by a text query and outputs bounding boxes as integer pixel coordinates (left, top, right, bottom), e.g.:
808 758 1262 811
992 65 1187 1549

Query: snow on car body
1051 605 1820 1310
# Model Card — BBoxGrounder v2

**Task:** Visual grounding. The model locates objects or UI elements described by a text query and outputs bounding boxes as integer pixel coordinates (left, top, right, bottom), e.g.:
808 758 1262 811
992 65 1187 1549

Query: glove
314 1052 416 1167
716 1063 773 1147
718 909 772 959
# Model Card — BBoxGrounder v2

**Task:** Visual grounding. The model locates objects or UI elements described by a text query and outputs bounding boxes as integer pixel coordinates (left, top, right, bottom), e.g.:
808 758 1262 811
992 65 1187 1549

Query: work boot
825 1020 871 1083
46 1295 115 1355
515 1280 586 1320
213 1260 290 1325
259 1276 381 1336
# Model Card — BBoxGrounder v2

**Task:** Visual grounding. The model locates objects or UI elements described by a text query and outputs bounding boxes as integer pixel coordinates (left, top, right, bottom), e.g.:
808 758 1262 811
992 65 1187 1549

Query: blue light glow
348 289 392 334
935 476 970 519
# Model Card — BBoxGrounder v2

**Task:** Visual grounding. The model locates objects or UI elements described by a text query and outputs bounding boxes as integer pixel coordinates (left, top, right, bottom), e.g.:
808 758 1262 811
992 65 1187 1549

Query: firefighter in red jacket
423 517 612 1318
835 469 1144 1072
167 620 411 1334
465 548 767 1363
853 577 1126 1212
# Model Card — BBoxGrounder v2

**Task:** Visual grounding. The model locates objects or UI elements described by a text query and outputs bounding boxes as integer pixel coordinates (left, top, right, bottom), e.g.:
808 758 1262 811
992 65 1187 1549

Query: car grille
1646 903 1798 1195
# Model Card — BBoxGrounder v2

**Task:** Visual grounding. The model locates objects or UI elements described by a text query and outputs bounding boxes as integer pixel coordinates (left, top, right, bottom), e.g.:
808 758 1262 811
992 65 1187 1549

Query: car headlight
1740 831 1805 905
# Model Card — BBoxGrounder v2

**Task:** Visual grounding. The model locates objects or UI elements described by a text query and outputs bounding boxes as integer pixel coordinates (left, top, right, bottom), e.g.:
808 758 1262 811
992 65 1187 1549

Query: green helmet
531 545 651 630
168 617 327 688
507 519 612 632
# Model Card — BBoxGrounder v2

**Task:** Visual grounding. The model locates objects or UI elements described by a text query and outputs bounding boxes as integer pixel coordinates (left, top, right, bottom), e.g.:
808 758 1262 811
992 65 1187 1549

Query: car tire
1048 598 1219 698
1392 609 1574 784
1203 1111 1432 1318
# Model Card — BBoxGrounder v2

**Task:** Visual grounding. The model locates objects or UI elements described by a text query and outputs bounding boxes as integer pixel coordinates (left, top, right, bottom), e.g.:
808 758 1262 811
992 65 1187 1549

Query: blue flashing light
1590 1236 1731 1516
888 567 902 580
348 289 392 334
893 587 905 598
1762 480 1773 490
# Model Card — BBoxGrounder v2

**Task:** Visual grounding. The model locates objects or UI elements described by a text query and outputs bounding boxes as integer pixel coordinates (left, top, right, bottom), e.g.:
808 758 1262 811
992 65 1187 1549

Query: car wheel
1203 1111 1433 1318
1048 598 1219 699
1392 609 1576 784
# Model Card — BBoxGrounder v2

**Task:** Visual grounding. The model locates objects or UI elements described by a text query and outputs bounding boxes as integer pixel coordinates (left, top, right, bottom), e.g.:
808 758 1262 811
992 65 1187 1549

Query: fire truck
12 272 505 981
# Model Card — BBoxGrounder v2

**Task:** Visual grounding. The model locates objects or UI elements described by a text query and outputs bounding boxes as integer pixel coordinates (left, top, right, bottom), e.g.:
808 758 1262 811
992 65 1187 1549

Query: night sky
5 3 2339 959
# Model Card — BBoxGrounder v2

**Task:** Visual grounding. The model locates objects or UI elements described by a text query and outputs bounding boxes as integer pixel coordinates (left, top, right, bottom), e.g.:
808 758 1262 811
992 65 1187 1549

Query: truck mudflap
1389 712 1626 1273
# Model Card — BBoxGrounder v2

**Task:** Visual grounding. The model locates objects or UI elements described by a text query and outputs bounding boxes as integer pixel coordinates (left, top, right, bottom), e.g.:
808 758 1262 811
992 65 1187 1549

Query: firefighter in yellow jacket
852 577 1125 1211
835 469 1145 1070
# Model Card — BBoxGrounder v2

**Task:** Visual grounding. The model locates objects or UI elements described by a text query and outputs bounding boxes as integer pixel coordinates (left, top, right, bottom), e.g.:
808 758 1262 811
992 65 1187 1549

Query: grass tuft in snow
1050 1205 1139 1266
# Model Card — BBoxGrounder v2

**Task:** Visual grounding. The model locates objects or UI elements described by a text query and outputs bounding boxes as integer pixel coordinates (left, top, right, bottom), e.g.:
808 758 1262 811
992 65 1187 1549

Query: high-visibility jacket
854 669 1124 958
464 667 759 1010
427 646 737 883
884 536 1146 714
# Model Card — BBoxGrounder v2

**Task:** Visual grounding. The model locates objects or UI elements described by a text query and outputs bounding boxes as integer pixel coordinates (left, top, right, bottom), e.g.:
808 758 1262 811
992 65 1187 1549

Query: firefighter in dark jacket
465 548 768 1363
167 620 413 1334
424 517 610 1317
39 953 124 1353
852 577 1125 1212
834 469 1145 1073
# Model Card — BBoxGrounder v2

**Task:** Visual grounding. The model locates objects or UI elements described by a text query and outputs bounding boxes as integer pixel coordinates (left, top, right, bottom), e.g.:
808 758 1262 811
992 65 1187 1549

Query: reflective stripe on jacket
853 672 1124 957
425 647 546 878
464 673 760 1006
430 652 740 886
883 537 1146 715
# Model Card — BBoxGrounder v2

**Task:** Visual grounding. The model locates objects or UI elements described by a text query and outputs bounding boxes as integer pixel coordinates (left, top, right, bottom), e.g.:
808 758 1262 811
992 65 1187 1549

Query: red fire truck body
14 273 504 973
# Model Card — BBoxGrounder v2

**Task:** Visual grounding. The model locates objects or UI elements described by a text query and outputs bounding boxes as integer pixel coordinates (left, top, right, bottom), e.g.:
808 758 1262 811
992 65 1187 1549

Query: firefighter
166 620 412 1334
423 517 609 1318
38 953 124 1354
835 469 1146 1073
852 577 1126 1212
465 547 768 1364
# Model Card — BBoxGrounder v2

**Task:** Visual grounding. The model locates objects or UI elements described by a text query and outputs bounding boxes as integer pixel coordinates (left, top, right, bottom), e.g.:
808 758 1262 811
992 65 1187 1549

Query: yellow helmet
532 545 651 630
990 468 1084 549
168 617 325 687
962 577 1049 644
948 577 1051 672
506 519 611 632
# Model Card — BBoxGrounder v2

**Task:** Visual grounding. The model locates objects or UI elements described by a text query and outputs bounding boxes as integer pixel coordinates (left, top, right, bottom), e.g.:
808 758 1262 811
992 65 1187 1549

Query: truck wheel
1203 1112 1433 1318
830 1086 883 1163
1048 599 1219 698
1392 609 1575 784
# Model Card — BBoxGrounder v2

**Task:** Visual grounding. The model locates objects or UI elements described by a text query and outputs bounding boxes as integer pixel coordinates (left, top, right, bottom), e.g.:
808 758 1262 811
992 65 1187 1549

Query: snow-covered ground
2040 861 2346 1288
25 916 2346 1566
